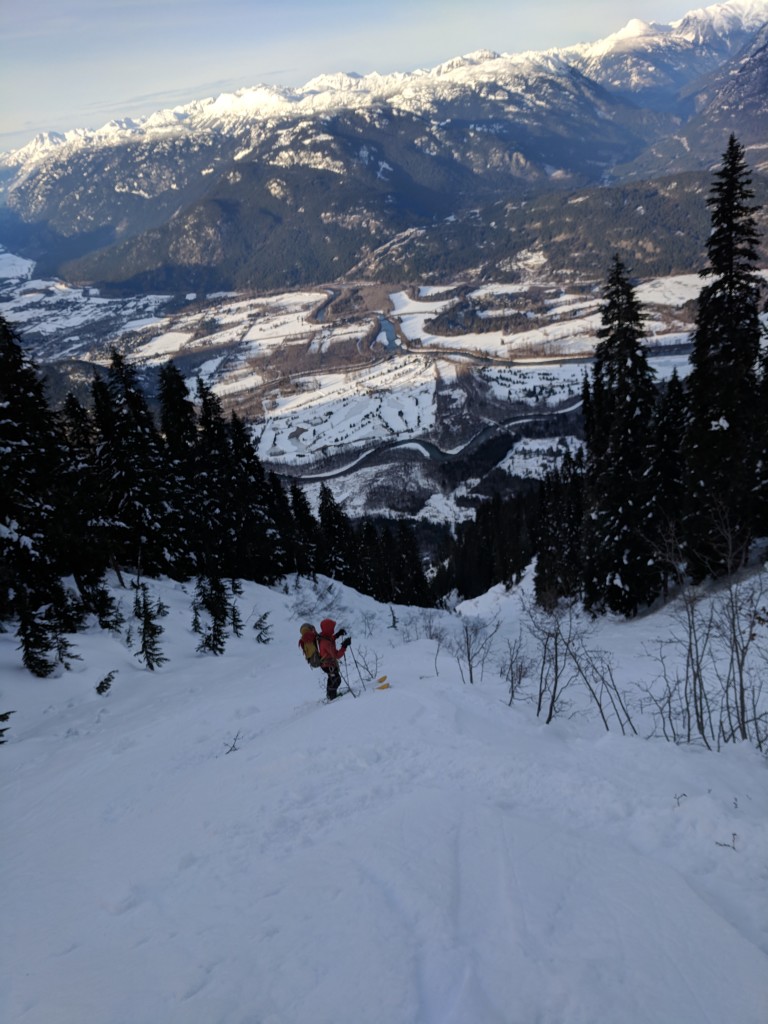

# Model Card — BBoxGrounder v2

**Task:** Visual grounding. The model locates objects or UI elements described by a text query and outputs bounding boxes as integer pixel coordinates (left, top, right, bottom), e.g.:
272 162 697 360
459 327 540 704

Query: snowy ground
2 573 767 1024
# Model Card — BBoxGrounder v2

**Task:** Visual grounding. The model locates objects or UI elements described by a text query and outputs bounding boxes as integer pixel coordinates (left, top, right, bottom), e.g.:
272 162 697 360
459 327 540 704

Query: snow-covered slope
2 573 767 1024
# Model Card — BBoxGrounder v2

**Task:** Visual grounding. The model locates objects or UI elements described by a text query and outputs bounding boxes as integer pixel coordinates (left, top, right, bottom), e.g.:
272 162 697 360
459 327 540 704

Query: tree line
0 339 430 676
535 136 767 615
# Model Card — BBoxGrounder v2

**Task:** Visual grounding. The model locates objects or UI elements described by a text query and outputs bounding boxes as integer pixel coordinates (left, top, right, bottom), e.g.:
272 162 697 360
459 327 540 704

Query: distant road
293 400 582 482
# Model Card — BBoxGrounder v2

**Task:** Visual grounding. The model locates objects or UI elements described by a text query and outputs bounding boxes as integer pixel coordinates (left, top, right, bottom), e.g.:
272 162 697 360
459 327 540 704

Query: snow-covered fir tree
683 135 764 580
582 257 659 616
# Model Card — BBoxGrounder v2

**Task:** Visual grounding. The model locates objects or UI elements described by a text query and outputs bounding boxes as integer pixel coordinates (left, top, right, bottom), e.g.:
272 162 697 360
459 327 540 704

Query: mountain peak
672 0 768 45
615 17 658 39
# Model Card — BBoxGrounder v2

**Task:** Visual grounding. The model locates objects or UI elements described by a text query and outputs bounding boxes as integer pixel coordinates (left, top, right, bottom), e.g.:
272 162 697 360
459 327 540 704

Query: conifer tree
227 413 281 583
534 450 585 607
647 370 688 594
374 522 398 603
158 362 199 578
451 513 486 599
391 521 430 606
132 583 168 670
757 344 768 538
57 392 116 621
290 482 319 579
264 471 294 580
0 317 72 674
192 378 232 576
582 257 659 616
683 135 763 579
91 352 169 577
159 362 198 457
192 574 230 655
318 483 357 583
355 519 381 598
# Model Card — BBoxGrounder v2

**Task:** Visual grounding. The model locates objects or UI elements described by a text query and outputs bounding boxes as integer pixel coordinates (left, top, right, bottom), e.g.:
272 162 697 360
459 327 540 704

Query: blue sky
2 0 693 153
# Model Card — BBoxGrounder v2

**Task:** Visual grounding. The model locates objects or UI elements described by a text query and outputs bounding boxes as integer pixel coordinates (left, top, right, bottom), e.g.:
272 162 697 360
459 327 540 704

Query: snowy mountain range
1 0 767 294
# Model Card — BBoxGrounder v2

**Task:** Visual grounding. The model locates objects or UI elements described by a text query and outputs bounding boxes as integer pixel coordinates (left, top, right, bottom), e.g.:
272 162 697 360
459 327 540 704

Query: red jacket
318 618 346 667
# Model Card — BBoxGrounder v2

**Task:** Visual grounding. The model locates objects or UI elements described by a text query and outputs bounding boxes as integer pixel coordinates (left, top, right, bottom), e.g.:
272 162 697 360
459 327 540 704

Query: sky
1 0 695 153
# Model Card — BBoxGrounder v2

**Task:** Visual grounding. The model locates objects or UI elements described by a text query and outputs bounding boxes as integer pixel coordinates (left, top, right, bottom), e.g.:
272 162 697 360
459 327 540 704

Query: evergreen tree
132 583 168 670
192 574 230 655
0 317 72 674
252 610 272 644
756 342 768 538
91 352 169 577
451 512 487 599
227 413 279 582
374 522 398 603
582 257 659 616
534 450 585 607
683 135 763 579
290 482 319 578
159 361 198 457
647 370 688 594
158 362 199 578
264 471 294 580
318 484 357 583
57 392 116 620
192 378 232 576
391 520 430 606
355 518 381 598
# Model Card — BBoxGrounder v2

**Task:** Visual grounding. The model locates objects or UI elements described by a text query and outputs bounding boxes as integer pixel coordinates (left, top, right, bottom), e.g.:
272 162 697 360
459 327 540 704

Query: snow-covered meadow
0 246 703 477
3 571 767 1024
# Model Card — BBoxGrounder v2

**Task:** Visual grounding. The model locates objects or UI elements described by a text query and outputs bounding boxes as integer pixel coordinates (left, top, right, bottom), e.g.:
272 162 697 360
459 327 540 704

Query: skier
318 618 351 701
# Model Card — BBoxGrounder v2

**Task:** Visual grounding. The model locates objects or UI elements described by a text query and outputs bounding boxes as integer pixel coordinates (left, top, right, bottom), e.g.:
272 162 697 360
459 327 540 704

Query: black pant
323 662 341 699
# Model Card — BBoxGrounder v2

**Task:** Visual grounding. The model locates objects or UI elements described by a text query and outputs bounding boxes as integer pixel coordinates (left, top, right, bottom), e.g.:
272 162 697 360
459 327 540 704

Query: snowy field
497 435 583 477
2 572 767 1024
2 247 763 476
255 354 441 462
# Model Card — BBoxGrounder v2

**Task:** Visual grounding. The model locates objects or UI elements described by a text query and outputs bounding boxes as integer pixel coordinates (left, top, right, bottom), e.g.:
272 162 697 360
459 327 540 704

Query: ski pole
339 653 359 698
348 643 368 691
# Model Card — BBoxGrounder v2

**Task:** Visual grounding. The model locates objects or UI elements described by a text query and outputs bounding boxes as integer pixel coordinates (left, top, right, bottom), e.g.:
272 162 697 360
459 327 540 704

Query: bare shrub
498 633 532 706
448 615 501 685
644 572 768 752
523 598 578 722
523 597 635 730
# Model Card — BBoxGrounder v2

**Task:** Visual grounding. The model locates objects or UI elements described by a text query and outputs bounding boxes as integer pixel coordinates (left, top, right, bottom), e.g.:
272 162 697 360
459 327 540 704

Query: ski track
3 578 768 1023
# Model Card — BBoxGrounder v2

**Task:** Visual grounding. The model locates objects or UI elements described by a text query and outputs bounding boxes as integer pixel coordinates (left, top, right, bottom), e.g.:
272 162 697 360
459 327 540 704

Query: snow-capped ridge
432 50 502 75
3 0 766 167
673 0 768 36
564 0 767 61
302 70 365 93
0 50 590 166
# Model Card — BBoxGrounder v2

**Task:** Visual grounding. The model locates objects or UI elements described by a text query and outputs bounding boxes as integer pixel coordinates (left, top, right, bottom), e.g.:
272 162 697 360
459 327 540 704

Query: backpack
299 623 322 669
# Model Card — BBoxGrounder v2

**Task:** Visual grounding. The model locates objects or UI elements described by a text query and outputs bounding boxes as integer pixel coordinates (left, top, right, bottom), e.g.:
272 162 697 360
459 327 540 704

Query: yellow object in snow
376 682 390 690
